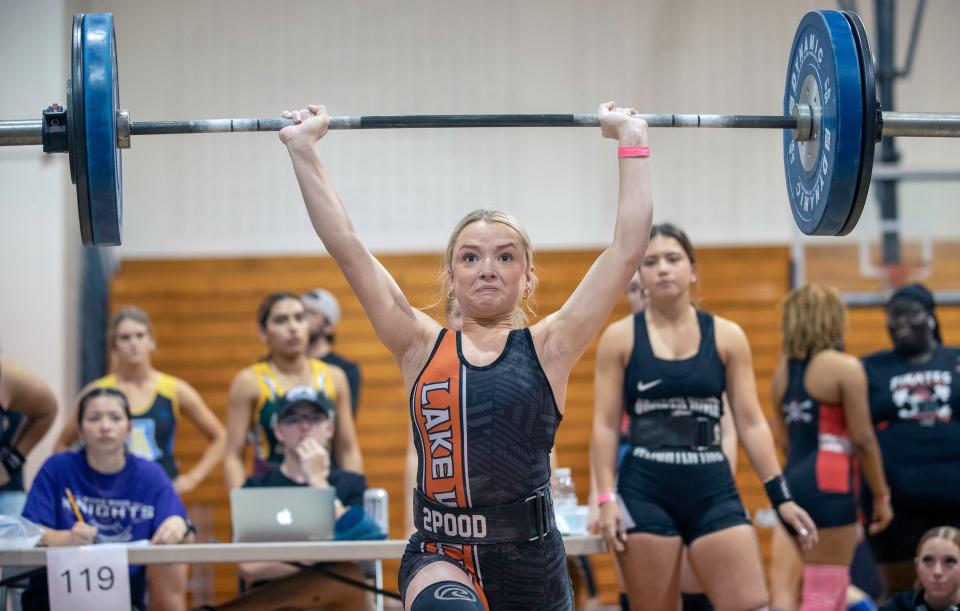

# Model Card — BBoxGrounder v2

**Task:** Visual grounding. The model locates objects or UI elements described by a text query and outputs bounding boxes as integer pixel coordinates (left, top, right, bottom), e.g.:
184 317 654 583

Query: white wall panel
0 0 75 479
9 0 960 259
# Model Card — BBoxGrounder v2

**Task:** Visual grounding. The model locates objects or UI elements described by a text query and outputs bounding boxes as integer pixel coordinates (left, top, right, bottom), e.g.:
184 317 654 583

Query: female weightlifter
279 101 652 610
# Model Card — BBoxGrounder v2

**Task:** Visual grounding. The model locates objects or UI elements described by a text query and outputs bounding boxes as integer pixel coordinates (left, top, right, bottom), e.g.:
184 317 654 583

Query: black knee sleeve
410 580 485 610
682 592 715 611
620 592 631 611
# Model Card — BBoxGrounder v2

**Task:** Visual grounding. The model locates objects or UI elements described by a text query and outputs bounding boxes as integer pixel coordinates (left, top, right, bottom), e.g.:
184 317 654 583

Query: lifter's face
640 236 695 303
261 298 309 357
113 319 153 365
450 221 531 321
916 538 960 606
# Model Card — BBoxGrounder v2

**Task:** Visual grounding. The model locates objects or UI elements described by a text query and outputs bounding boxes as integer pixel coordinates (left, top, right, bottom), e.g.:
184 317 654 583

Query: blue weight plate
70 14 91 243
783 11 864 236
79 13 123 246
838 10 878 236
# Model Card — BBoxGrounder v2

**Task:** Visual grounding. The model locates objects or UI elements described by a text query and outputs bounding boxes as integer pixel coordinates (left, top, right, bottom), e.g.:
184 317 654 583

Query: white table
0 535 606 609
0 535 604 566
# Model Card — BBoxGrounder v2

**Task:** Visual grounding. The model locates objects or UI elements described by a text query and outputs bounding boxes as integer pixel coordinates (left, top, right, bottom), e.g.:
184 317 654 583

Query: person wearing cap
218 386 372 611
862 283 960 597
302 288 362 416
224 292 361 491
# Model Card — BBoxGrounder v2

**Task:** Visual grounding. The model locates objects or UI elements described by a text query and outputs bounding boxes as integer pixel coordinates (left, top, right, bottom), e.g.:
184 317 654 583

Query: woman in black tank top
769 284 891 611
281 101 654 610
591 224 818 611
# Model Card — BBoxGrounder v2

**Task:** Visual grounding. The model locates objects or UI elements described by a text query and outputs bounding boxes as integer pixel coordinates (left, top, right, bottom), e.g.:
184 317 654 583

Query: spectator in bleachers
217 385 372 611
57 307 226 494
0 354 57 516
862 284 960 596
303 288 363 416
55 306 225 611
22 387 194 611
224 292 361 491
880 526 960 611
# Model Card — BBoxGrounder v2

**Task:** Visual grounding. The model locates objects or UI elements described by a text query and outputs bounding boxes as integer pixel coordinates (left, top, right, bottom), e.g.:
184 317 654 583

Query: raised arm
173 380 227 495
536 103 652 372
720 318 818 548
280 106 439 370
224 369 259 490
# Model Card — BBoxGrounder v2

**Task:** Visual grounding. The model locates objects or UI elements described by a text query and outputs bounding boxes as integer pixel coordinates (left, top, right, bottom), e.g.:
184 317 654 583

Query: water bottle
552 467 578 509
552 467 580 534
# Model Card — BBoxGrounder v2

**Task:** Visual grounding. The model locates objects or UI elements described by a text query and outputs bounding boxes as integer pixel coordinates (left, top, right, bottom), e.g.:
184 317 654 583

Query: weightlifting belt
414 485 556 545
629 415 721 450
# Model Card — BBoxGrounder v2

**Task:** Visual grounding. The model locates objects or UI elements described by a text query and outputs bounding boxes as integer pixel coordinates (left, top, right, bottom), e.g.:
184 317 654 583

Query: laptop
230 487 336 542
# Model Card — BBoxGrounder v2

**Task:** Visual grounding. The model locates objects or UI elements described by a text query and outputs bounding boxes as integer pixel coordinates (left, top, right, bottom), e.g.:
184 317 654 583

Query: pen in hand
65 487 84 524
65 488 99 544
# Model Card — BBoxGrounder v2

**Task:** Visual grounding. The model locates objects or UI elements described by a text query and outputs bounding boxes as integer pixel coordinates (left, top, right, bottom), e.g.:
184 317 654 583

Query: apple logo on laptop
276 508 293 526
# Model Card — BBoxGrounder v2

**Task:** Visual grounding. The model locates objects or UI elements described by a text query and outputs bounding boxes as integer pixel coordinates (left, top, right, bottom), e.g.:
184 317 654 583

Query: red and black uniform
399 329 572 610
862 346 960 562
780 358 858 529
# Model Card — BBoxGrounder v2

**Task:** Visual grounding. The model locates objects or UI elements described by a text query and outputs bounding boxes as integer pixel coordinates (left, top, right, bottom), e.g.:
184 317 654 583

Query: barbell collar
791 104 814 141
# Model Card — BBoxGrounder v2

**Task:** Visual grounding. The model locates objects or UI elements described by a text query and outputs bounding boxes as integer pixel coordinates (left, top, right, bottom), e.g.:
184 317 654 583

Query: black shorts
617 447 750 544
784 457 858 529
399 529 573 610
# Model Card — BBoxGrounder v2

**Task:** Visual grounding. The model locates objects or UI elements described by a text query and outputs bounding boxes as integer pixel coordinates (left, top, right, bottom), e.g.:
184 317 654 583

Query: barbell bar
6 111 960 141
1 10 959 246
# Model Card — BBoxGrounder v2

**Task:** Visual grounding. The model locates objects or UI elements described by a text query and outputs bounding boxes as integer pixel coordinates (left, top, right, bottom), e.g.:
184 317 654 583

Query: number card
46 545 130 611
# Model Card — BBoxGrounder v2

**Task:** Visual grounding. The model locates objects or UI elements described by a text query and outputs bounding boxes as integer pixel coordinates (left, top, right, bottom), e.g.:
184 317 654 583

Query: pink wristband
596 492 617 506
618 146 650 158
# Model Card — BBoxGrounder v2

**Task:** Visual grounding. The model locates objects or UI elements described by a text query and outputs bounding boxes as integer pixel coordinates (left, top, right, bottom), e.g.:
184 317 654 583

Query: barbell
2 10 960 246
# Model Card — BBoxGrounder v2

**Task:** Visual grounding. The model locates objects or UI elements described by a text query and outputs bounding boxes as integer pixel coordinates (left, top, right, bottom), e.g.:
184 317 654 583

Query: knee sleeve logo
434 584 477 601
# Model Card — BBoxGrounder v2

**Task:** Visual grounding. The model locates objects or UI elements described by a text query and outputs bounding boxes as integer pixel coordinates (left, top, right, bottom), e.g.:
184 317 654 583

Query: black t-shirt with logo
862 345 960 504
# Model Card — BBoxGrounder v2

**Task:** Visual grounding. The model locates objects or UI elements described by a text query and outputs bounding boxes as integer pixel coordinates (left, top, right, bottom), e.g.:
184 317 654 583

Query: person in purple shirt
21 387 193 610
